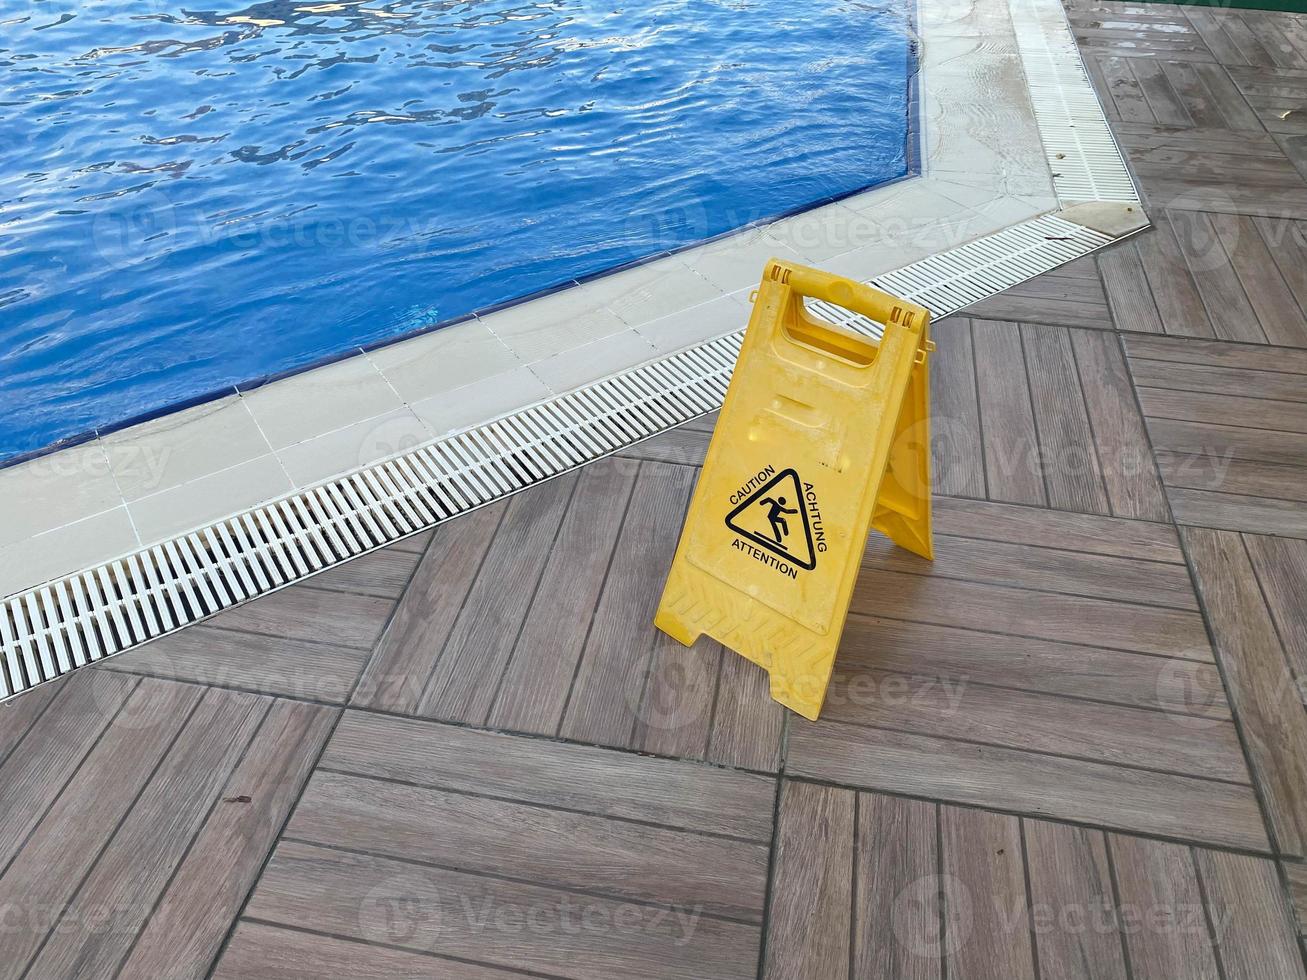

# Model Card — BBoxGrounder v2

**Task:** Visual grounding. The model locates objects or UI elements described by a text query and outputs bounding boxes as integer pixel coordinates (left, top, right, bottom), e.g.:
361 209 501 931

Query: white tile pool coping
1 0 1141 607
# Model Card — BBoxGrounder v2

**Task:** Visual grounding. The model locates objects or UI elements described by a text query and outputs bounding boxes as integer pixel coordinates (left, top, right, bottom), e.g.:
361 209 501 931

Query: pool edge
0 0 1145 699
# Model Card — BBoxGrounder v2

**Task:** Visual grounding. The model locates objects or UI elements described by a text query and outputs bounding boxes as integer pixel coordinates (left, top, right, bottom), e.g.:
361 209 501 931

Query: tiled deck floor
5 3 1307 977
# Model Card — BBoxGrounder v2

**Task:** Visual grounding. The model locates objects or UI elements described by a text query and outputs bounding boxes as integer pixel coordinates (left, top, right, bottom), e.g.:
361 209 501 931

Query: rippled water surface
1 0 914 461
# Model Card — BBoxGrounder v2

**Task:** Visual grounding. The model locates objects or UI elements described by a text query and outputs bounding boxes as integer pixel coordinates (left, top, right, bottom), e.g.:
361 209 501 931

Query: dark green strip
1130 0 1307 12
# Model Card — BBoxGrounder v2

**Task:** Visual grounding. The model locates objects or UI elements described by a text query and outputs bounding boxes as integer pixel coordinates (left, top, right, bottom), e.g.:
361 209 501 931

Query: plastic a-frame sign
654 259 934 720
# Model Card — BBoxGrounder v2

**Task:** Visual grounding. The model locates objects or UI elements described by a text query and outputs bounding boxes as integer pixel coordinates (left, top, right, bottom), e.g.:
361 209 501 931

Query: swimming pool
1 0 916 465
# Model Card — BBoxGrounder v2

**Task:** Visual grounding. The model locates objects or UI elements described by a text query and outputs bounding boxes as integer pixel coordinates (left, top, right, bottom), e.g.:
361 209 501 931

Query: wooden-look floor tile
486 457 637 735
1244 533 1307 704
792 500 1273 848
25 686 269 979
1110 835 1222 979
788 718 1267 850
416 471 579 723
288 768 768 920
854 793 940 980
0 675 63 764
1193 849 1307 979
1119 124 1307 218
15 10 1307 980
1184 527 1307 858
0 678 200 979
303 543 424 599
1285 860 1307 937
118 699 337 980
838 616 1229 721
1024 821 1129 980
561 460 695 747
931 319 1168 520
1109 831 1307 979
1077 29 1218 65
207 580 396 651
551 461 785 765
215 922 526 980
321 710 775 841
942 806 1037 980
245 841 760 980
101 623 371 703
762 781 857 980
340 458 787 768
0 683 329 980
352 501 507 714
1125 334 1307 536
0 669 137 874
615 424 711 467
962 263 1112 331
763 786 1299 980
244 712 771 980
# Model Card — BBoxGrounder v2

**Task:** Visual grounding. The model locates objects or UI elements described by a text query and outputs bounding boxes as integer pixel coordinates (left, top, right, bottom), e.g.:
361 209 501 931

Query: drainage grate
0 0 1139 701
809 214 1113 338
1009 0 1140 206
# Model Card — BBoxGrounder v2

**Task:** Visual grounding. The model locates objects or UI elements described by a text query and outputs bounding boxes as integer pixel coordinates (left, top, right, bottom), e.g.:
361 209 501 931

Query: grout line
235 394 296 489
937 801 948 979
1191 846 1232 980
94 438 144 547
1102 834 1138 980
849 791 859 980
1019 818 1043 980
1066 321 1117 512
753 744 788 979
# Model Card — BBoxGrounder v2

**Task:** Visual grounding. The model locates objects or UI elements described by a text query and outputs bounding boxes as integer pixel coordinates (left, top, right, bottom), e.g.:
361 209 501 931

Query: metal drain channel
0 0 1138 701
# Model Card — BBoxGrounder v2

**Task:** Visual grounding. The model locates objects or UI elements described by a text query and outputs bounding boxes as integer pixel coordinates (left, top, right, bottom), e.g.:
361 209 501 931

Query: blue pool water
1 0 915 464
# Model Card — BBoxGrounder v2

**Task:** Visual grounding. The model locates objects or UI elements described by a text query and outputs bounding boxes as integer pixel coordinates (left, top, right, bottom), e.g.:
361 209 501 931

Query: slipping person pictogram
759 496 797 544
725 468 816 570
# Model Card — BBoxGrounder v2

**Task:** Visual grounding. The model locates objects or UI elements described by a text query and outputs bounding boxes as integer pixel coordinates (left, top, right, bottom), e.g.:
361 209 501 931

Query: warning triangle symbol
725 468 816 571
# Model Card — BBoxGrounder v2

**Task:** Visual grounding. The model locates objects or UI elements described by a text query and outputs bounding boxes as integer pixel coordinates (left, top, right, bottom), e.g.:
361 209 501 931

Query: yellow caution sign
654 259 934 720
